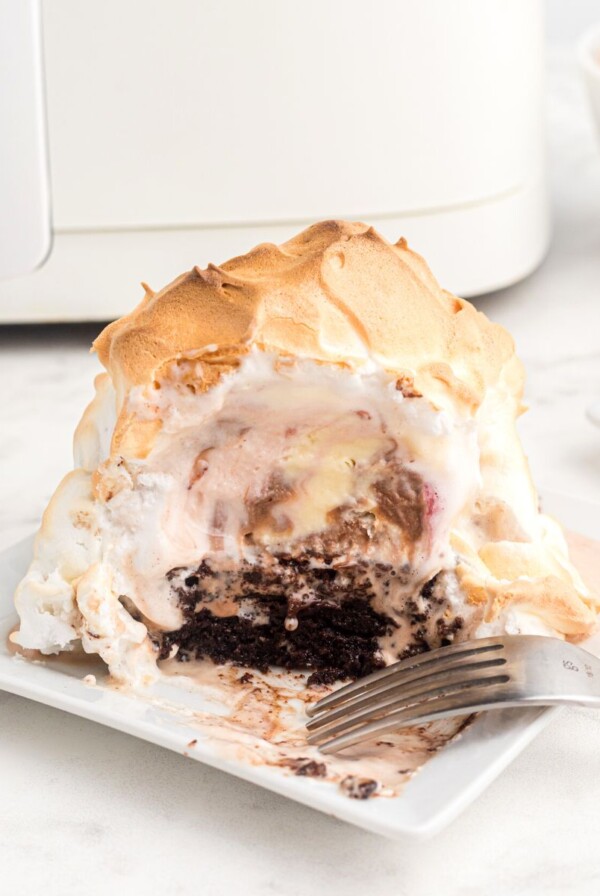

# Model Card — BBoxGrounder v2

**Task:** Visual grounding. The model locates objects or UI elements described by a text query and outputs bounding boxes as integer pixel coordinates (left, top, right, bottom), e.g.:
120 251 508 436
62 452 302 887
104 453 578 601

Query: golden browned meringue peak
94 220 516 413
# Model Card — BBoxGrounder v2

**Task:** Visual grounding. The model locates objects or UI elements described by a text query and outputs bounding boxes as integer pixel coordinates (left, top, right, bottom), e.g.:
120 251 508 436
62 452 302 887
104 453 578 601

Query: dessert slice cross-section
12 221 598 685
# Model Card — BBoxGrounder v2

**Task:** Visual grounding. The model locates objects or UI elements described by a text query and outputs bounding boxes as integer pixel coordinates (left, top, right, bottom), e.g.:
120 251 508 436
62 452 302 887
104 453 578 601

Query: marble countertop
2 50 600 896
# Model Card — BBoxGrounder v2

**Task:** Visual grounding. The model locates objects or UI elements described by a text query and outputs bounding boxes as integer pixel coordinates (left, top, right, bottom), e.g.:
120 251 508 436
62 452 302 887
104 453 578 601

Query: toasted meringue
12 221 598 685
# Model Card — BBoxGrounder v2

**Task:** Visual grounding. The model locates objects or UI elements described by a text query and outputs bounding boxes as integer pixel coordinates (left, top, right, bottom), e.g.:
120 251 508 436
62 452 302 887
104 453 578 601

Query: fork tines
306 637 510 753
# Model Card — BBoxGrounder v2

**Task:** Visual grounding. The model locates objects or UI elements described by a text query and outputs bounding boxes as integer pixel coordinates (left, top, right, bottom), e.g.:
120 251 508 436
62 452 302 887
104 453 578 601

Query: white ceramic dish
0 489 597 840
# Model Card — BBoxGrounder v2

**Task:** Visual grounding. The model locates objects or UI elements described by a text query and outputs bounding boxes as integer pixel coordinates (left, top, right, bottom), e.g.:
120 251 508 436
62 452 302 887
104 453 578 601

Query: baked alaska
12 221 598 686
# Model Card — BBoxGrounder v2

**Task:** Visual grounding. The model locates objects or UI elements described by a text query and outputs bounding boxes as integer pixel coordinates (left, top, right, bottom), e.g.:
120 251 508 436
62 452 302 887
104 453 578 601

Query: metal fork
306 636 600 753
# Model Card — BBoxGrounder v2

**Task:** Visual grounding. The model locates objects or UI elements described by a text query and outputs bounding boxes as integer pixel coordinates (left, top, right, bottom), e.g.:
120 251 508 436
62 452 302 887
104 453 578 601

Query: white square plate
0 489 597 840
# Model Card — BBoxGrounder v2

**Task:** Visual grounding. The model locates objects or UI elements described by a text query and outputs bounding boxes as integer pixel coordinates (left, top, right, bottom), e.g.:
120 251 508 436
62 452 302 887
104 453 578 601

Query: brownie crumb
279 758 327 778
238 672 253 684
398 642 431 662
340 776 380 799
436 615 464 644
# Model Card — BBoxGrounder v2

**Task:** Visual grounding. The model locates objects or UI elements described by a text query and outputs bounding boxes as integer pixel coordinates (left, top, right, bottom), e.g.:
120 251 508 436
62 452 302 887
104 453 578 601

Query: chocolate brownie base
159 550 401 682
155 548 465 683
159 595 391 685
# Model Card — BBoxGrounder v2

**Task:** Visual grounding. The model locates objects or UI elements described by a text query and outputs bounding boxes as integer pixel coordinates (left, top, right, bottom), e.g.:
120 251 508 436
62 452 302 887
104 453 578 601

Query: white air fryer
0 0 548 321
